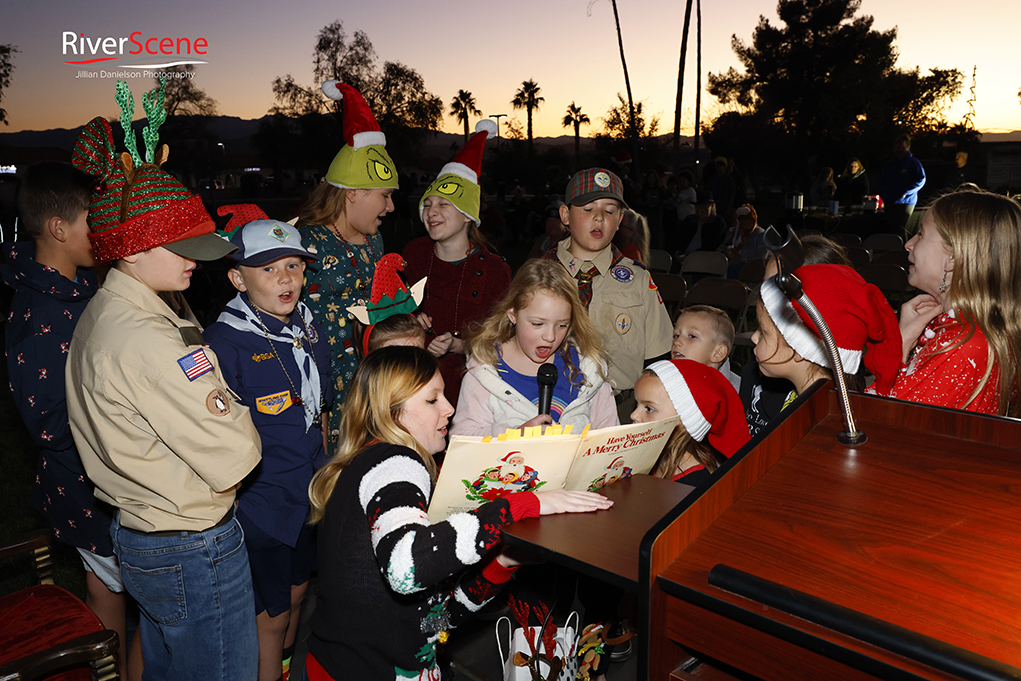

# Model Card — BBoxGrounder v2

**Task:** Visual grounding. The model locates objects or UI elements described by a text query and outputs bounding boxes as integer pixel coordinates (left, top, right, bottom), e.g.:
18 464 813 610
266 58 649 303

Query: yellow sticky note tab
550 424 563 436
581 424 591 437
497 433 507 441
563 424 573 435
482 436 493 443
506 429 520 441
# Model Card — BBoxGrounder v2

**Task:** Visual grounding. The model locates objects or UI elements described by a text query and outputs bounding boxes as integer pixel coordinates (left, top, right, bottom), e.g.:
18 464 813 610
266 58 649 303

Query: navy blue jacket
879 151 926 207
205 293 333 547
2 243 114 553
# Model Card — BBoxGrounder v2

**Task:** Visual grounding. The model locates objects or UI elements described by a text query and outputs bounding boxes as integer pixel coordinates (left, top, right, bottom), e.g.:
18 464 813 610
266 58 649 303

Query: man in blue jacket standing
878 134 926 232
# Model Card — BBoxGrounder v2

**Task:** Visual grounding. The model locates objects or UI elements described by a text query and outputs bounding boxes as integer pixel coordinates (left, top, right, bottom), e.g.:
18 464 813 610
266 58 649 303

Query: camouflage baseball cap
564 168 628 208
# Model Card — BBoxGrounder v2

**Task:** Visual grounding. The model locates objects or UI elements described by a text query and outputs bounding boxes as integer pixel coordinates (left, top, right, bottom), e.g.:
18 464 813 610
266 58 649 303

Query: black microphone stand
764 225 866 446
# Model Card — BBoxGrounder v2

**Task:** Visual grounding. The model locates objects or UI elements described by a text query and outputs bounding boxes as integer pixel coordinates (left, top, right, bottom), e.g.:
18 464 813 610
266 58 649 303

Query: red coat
872 311 1001 414
401 237 511 407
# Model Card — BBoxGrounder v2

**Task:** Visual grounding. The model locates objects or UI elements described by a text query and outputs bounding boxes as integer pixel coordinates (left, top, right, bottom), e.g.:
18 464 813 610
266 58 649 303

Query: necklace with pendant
253 307 325 428
424 248 472 338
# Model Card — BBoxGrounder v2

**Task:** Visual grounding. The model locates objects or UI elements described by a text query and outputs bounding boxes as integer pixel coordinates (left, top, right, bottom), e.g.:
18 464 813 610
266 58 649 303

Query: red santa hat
647 359 750 458
759 264 902 393
437 119 497 185
321 81 386 149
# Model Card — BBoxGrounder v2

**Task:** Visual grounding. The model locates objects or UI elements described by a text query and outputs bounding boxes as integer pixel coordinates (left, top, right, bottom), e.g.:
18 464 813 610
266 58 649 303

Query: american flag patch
177 348 213 381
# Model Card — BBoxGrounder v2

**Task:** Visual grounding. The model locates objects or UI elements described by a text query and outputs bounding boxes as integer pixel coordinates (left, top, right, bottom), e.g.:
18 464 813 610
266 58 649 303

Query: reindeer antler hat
71 79 234 263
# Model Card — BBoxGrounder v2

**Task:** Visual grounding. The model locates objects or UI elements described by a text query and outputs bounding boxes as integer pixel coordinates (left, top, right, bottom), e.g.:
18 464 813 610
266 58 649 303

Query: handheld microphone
537 364 558 417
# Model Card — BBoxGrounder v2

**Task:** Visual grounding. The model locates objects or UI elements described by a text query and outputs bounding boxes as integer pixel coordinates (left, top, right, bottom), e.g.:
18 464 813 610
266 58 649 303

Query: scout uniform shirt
551 238 673 391
66 267 262 533
204 293 333 547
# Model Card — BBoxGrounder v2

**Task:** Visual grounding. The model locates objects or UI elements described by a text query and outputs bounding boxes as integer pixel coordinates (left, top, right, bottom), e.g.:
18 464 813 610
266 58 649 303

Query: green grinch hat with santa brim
321 81 399 190
419 119 496 227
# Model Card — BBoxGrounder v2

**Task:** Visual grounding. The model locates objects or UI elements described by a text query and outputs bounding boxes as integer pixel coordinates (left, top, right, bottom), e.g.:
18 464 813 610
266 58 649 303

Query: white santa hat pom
322 81 343 101
475 119 498 136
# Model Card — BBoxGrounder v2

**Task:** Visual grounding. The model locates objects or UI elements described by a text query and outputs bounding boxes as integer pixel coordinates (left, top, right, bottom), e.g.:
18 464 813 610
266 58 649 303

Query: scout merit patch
206 389 230 416
594 171 611 188
270 224 289 243
615 313 632 335
178 348 213 381
256 390 292 415
611 265 634 283
649 277 663 305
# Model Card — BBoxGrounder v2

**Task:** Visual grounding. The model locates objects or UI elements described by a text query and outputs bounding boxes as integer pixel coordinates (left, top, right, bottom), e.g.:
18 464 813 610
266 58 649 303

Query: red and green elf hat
346 253 425 354
70 80 233 263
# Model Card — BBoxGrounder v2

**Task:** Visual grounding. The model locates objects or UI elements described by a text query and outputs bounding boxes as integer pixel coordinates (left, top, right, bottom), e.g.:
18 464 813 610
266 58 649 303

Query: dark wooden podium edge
637 382 1021 680
637 380 832 680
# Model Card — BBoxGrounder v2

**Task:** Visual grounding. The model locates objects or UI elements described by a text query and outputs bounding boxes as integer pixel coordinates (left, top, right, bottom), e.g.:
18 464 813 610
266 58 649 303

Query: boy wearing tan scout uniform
545 168 673 419
66 83 262 681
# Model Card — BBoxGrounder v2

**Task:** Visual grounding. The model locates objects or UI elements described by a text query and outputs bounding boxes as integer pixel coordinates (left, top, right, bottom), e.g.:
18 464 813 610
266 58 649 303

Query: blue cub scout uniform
205 293 333 547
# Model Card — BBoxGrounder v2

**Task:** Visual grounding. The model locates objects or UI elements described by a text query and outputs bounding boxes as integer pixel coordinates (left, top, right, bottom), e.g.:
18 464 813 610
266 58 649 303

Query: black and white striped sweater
308 442 539 680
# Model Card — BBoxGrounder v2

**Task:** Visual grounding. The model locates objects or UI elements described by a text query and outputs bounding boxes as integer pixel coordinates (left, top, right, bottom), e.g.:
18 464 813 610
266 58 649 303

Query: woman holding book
305 346 611 681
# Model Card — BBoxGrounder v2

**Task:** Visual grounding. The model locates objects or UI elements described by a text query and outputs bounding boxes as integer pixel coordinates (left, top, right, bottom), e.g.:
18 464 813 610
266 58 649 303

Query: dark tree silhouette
0 43 18 126
268 19 442 152
562 102 591 163
599 94 659 140
450 90 482 142
707 0 962 146
511 79 544 152
157 65 217 117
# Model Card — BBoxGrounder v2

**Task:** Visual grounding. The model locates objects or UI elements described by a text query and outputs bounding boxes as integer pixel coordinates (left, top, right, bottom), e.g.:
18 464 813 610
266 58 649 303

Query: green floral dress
299 224 383 443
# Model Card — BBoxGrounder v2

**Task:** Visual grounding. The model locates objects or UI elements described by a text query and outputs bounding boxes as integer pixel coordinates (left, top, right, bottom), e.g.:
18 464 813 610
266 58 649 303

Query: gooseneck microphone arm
764 225 866 446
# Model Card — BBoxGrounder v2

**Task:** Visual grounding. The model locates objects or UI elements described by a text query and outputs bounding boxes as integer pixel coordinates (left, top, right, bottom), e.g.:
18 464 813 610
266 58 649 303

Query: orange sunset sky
2 0 1019 139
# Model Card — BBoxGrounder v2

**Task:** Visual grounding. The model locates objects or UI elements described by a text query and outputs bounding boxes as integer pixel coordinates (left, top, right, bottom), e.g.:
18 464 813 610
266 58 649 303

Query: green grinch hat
71 80 233 262
419 119 496 226
321 82 398 190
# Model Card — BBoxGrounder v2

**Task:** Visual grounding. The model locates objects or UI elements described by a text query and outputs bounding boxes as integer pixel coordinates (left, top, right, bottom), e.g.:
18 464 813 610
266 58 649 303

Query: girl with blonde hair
871 189 1021 416
451 259 618 436
305 347 611 681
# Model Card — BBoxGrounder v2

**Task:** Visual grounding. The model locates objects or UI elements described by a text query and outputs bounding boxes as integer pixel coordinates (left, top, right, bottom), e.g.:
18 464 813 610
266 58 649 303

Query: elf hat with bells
321 81 399 191
70 80 233 263
419 119 497 227
346 253 426 355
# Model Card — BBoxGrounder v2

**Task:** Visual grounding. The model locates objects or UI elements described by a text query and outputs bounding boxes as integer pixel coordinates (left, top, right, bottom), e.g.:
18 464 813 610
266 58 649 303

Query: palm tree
449 90 482 142
589 0 639 173
562 102 591 165
511 79 544 153
673 0 695 158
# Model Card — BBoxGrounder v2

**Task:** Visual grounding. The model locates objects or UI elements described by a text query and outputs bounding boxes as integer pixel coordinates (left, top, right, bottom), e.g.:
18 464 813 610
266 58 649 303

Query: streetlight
490 114 507 147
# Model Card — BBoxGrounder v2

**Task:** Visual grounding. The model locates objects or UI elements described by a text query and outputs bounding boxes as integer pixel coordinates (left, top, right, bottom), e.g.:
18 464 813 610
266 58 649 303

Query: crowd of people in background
4 77 1020 681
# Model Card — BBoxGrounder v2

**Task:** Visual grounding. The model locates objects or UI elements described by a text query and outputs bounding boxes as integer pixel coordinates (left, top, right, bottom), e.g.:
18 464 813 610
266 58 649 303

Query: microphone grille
537 364 559 387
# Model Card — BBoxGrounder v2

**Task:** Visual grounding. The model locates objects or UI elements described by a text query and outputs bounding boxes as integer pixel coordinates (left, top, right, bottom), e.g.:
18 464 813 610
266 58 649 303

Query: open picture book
428 417 679 522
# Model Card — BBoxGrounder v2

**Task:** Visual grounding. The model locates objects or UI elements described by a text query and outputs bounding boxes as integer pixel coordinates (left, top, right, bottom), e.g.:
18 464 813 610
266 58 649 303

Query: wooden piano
640 382 1021 681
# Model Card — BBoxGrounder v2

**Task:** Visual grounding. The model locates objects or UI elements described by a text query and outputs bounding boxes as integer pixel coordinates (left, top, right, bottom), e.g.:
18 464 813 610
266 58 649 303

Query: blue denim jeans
112 514 258 681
